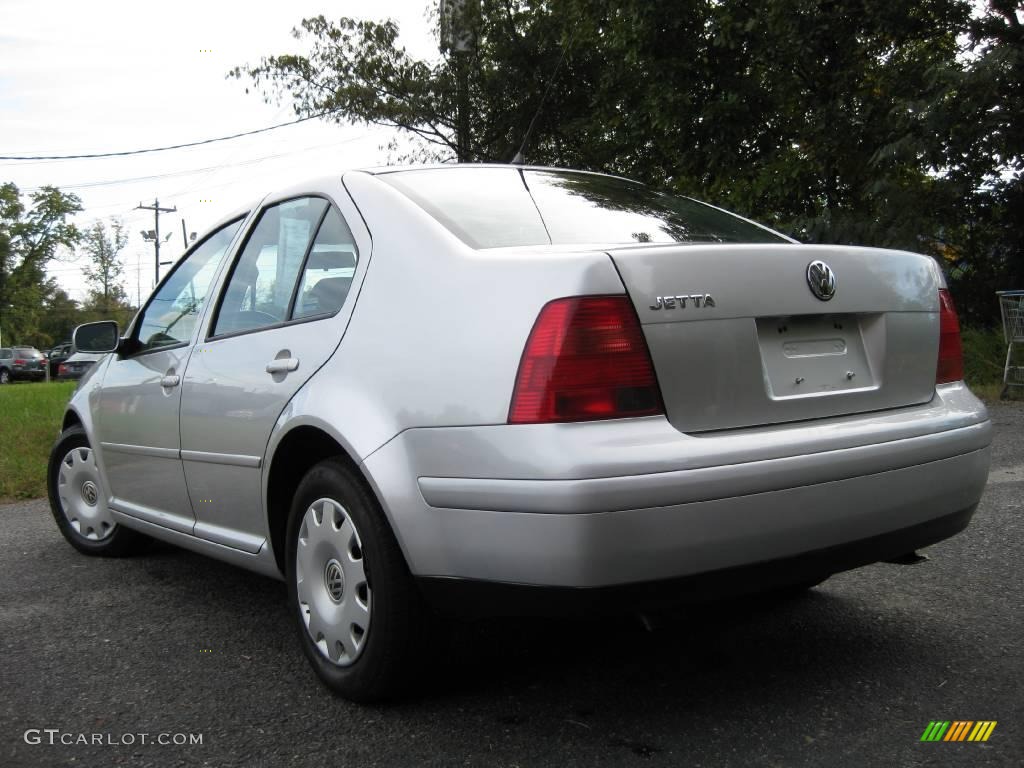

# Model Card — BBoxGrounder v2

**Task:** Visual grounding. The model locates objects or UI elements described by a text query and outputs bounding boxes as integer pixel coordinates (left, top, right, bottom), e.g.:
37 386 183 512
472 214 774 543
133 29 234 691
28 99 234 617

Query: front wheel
0 368 10 384
47 426 148 556
286 458 429 702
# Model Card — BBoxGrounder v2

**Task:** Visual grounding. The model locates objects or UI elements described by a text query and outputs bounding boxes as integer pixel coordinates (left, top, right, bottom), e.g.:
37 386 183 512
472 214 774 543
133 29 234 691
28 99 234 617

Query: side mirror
73 321 121 353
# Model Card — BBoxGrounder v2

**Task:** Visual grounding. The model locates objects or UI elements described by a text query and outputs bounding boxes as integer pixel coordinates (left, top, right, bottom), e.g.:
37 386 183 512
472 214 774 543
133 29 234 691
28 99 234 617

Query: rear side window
380 167 786 248
292 208 358 320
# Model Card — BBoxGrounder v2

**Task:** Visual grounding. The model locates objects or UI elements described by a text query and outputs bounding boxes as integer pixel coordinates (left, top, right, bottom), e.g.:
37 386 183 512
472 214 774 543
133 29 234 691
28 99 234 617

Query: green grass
961 327 1008 389
0 381 76 503
961 326 1019 402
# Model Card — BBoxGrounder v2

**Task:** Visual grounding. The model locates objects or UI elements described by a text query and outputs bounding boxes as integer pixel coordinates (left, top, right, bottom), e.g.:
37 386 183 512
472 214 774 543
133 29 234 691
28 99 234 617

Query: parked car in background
48 165 992 702
48 342 73 377
0 346 47 383
57 351 104 381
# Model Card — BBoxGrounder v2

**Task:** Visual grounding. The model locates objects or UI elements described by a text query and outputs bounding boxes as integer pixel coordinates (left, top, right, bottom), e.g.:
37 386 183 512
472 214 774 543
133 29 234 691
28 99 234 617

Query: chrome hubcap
57 447 115 540
295 498 370 666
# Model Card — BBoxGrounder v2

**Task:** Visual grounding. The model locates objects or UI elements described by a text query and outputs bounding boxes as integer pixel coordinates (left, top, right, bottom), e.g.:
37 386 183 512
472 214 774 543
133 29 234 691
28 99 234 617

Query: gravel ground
1 403 1021 767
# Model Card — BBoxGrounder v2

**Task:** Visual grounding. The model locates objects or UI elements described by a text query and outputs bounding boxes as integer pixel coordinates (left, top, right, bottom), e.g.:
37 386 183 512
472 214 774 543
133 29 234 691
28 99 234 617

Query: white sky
0 0 440 306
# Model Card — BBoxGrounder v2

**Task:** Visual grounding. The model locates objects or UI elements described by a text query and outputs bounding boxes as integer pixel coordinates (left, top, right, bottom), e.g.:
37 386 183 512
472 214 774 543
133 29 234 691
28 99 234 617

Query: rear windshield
14 347 42 357
379 167 787 249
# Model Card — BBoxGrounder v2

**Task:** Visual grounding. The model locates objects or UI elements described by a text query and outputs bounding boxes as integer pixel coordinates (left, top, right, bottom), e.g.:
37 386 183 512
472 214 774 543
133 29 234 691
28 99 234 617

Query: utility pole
440 0 479 162
136 198 176 286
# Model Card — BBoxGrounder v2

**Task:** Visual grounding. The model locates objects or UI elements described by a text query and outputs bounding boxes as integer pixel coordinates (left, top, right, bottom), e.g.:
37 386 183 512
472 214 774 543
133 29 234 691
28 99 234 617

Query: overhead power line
0 109 344 162
19 135 369 192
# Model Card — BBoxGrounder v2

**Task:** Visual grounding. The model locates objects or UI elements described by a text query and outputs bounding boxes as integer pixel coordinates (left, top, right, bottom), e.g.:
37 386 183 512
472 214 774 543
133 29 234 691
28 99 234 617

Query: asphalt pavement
1 403 1022 767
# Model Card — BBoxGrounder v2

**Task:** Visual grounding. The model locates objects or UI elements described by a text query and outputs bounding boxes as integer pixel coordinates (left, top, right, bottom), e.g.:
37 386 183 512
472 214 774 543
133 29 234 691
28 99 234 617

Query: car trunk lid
608 243 942 433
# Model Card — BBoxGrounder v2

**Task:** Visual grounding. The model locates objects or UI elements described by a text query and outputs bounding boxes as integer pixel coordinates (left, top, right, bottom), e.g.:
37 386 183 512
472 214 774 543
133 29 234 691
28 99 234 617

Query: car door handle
265 358 299 374
160 374 180 388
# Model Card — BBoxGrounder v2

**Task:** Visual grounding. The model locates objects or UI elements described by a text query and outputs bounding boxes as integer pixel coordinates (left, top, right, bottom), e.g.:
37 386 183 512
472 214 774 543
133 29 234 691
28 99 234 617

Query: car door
97 218 244 532
179 195 361 552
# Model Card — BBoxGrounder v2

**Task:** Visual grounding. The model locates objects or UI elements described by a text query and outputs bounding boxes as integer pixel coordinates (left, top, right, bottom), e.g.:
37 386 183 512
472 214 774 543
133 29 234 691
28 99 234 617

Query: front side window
213 197 328 336
135 218 243 353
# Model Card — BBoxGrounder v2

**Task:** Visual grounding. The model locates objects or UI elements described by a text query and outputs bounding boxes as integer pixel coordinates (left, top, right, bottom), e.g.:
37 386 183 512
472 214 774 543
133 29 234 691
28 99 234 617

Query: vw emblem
806 260 836 301
81 480 99 506
324 559 345 603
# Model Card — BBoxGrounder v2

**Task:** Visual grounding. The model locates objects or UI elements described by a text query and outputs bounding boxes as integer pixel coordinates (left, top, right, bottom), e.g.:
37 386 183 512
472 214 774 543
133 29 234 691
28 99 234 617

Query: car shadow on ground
120 537 963 719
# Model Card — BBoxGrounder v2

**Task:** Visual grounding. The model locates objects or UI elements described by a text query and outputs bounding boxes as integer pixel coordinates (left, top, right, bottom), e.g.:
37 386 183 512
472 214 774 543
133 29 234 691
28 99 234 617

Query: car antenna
510 26 577 165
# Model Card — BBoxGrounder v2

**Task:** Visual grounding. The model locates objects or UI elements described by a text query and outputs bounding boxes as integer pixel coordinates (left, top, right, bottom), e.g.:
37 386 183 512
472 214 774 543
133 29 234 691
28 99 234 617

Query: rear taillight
508 295 664 424
13 358 25 365
58 364 68 375
936 288 964 384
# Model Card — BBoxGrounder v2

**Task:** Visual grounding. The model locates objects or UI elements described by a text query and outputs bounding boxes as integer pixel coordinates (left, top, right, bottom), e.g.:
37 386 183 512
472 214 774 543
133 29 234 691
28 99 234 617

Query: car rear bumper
417 504 978 616
363 383 991 591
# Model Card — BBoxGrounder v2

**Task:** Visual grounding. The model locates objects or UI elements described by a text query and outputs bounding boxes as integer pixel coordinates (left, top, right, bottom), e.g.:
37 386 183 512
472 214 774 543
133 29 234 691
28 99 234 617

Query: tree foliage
81 219 132 319
234 0 1022 323
0 182 82 348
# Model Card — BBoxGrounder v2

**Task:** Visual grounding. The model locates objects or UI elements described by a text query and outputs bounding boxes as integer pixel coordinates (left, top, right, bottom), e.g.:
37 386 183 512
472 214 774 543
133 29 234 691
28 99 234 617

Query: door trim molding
181 450 262 468
101 442 179 460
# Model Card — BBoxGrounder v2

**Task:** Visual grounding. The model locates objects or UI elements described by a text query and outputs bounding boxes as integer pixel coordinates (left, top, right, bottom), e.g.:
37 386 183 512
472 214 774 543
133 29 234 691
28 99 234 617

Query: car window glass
379 168 549 248
135 218 243 352
380 168 787 248
525 170 786 245
292 207 358 320
213 197 328 336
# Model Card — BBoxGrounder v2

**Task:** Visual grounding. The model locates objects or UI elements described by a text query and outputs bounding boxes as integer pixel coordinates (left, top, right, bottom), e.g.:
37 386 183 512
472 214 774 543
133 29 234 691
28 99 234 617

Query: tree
925 1 1024 324
80 219 131 319
0 182 82 348
234 1 1020 322
37 288 82 347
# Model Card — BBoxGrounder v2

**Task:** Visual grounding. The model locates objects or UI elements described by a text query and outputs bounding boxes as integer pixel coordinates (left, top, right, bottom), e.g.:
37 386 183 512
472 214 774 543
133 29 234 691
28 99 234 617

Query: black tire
47 425 149 557
0 368 10 384
286 457 429 702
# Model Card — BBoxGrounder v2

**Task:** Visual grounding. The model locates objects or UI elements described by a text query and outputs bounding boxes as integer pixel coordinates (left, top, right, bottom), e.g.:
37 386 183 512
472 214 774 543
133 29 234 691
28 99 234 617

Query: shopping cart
997 290 1024 398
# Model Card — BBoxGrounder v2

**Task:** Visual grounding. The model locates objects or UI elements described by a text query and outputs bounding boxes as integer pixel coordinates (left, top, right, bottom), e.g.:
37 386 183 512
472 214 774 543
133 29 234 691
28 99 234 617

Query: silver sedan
49 165 991 701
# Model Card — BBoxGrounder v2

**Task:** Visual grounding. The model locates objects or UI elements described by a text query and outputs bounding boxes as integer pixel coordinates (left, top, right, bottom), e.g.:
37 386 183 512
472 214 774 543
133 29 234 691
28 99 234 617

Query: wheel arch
264 423 400 578
62 408 84 432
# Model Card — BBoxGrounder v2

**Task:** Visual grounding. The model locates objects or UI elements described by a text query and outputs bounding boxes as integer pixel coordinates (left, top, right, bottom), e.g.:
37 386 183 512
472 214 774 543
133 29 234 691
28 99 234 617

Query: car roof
354 163 642 185
198 165 643 241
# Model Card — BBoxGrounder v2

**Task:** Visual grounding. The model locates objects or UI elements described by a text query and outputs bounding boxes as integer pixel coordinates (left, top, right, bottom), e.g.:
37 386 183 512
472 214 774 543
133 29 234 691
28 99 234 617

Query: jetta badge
649 293 716 310
806 260 836 301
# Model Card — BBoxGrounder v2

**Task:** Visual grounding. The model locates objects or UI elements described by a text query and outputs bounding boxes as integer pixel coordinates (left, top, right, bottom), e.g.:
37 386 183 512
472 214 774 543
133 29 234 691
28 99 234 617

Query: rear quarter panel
285 171 627 461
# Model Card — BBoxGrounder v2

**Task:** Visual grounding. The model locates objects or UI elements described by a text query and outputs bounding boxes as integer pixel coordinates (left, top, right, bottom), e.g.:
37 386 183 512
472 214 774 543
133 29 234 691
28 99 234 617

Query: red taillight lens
508 295 664 424
58 364 68 375
13 358 25 365
936 288 964 384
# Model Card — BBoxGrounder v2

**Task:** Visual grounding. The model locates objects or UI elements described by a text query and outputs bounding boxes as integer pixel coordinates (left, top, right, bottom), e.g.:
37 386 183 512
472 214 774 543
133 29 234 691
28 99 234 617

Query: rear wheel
47 426 148 556
286 458 428 702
